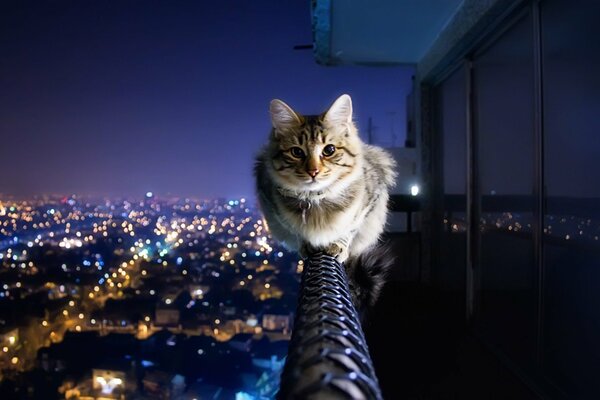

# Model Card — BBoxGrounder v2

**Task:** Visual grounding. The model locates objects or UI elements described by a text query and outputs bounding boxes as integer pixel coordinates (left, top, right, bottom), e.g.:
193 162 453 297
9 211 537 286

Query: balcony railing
389 194 421 233
277 254 383 400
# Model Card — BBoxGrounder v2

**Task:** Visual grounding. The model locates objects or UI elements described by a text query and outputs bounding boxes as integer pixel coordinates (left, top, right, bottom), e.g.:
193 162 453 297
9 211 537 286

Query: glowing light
95 376 123 395
410 184 420 196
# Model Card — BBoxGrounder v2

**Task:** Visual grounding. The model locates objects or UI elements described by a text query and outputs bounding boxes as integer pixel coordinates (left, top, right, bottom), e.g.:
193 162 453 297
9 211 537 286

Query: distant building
62 367 133 400
142 370 185 399
92 368 127 395
262 314 291 333
228 333 253 352
155 308 180 327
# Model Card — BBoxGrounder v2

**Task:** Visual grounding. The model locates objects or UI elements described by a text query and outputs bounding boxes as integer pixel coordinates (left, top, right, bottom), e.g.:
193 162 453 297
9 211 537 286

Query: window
436 66 467 293
542 0 600 396
472 11 537 369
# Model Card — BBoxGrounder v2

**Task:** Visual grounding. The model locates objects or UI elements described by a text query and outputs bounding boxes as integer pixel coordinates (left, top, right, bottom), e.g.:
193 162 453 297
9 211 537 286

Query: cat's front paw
324 242 349 263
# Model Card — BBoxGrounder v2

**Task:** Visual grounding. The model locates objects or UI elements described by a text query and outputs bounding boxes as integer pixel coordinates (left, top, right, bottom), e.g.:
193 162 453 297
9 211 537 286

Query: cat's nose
307 168 320 178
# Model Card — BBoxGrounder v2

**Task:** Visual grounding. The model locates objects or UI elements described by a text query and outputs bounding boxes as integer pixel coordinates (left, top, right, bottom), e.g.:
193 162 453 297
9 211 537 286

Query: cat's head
266 94 362 192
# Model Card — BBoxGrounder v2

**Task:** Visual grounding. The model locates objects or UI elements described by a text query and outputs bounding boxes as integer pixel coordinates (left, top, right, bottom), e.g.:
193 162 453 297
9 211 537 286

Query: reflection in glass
542 0 600 396
473 12 537 369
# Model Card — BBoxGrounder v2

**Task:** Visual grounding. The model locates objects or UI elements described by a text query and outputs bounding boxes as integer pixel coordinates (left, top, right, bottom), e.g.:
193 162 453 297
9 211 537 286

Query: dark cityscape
0 194 300 398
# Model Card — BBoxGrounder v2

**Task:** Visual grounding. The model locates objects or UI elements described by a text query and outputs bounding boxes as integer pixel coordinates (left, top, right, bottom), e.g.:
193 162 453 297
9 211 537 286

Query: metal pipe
277 254 383 400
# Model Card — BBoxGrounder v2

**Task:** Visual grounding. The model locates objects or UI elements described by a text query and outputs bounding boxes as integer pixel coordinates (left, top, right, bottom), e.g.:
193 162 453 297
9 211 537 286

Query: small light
410 184 420 196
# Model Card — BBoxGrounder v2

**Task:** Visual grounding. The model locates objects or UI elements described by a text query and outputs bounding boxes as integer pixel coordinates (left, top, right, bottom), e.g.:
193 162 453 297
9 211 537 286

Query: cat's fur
254 94 396 312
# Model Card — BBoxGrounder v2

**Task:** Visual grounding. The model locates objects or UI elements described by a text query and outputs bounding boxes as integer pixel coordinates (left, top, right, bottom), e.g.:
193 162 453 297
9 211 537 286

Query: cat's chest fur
274 185 363 245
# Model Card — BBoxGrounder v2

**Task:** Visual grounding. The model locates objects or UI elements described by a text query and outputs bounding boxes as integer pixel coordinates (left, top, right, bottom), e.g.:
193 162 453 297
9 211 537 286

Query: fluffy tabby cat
254 94 396 312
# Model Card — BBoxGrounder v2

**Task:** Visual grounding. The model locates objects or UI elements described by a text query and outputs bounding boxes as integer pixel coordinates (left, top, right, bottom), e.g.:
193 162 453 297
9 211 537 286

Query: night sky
0 1 414 199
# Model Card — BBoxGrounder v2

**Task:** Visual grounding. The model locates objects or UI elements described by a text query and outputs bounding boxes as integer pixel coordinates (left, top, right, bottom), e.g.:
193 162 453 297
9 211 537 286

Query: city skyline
0 194 299 398
0 1 414 199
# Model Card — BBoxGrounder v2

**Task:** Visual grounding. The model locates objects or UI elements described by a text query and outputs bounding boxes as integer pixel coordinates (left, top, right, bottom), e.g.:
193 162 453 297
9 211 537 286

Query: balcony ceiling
313 0 463 65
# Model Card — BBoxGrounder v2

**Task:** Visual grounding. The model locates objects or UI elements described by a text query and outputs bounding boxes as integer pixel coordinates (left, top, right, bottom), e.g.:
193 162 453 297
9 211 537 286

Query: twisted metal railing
277 254 383 400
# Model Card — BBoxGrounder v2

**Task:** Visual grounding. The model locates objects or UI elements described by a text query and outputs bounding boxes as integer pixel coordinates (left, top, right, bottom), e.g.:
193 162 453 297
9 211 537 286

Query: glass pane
473 12 536 368
436 66 467 293
542 0 600 397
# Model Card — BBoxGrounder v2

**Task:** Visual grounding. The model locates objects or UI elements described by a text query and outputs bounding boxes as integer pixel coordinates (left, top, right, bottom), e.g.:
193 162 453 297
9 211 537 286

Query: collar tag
299 200 311 224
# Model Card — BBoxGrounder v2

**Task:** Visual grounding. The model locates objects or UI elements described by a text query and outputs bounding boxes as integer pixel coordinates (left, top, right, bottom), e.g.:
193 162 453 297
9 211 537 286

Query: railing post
277 254 383 400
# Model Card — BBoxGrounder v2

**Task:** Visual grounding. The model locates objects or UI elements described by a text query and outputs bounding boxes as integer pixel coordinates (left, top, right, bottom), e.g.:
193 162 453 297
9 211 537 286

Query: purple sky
0 1 413 199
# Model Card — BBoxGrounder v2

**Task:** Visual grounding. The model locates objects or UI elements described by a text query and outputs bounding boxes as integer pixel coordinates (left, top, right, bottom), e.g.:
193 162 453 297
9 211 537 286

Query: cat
254 94 397 313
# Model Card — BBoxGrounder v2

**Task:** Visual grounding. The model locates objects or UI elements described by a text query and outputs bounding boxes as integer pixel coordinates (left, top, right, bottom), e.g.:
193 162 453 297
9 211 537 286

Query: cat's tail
344 242 395 316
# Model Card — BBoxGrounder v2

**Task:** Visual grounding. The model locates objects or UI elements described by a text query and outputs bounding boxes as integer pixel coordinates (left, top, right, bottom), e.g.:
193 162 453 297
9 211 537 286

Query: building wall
418 0 600 397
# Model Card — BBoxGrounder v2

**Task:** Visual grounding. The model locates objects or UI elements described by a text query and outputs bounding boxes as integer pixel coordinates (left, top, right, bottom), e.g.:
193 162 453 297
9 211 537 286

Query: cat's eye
322 144 336 157
290 147 305 158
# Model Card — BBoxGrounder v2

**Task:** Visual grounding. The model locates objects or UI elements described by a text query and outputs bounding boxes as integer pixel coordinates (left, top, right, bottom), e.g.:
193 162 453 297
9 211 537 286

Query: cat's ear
324 94 353 125
270 99 301 132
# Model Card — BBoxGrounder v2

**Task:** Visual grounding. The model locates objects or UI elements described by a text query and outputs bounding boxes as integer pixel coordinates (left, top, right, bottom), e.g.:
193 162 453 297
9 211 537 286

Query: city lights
0 195 301 396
